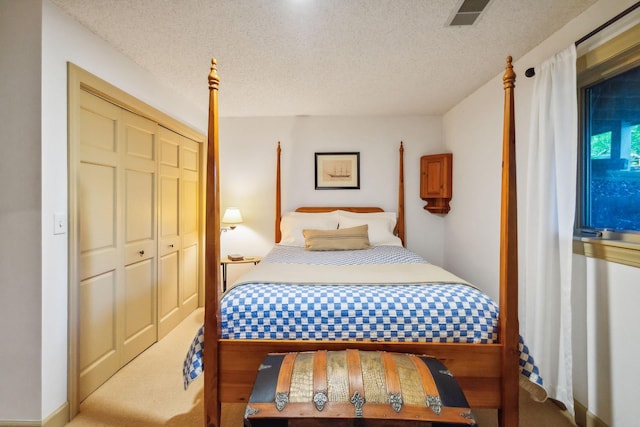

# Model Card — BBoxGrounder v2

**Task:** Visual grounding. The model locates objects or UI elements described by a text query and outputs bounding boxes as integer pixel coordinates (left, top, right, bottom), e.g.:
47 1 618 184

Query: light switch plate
54 213 67 235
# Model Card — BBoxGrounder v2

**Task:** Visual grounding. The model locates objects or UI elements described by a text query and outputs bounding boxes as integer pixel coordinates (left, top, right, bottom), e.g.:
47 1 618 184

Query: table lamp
221 207 243 232
221 207 244 260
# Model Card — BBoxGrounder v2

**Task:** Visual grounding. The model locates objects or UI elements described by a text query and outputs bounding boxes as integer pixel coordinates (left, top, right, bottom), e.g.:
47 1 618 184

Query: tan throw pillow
302 225 371 251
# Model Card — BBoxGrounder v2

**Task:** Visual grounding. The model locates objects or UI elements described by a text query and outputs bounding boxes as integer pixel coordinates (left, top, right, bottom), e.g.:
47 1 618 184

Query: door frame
67 64 206 417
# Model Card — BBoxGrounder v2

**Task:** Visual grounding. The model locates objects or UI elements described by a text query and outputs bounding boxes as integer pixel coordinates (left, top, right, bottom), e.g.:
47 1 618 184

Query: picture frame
315 152 360 190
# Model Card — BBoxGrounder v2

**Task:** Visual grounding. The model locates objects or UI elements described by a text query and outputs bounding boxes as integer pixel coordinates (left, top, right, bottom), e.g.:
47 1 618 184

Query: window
582 67 640 231
575 22 640 267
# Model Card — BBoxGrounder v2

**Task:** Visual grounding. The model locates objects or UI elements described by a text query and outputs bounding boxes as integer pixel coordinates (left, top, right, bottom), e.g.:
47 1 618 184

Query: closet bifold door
157 127 200 339
179 136 200 320
120 109 158 364
77 91 158 400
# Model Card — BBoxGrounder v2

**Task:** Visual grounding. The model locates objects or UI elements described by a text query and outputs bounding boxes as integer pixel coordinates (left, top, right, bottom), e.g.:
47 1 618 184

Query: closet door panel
181 174 199 309
123 155 157 266
78 164 116 251
124 170 154 240
157 127 183 338
159 251 180 321
158 172 180 331
181 139 200 311
182 244 198 306
182 177 198 237
159 175 180 253
160 135 180 167
78 92 119 281
79 90 118 152
123 258 156 363
78 271 119 401
78 92 123 401
78 163 118 280
158 174 180 327
182 141 198 171
121 111 157 362
79 272 117 368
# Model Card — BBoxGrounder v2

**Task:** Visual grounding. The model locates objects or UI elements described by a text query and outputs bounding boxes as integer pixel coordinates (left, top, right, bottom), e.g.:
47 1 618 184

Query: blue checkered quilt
220 282 497 342
183 246 545 398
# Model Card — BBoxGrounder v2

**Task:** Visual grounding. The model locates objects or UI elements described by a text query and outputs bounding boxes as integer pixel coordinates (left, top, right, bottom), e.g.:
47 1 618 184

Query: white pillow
279 211 339 247
337 210 402 246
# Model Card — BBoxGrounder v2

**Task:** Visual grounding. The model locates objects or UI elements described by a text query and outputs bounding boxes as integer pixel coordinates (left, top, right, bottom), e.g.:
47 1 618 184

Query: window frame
574 22 640 268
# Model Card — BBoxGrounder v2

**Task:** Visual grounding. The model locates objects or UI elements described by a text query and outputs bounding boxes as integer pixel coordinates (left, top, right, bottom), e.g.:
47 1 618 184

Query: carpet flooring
66 308 576 426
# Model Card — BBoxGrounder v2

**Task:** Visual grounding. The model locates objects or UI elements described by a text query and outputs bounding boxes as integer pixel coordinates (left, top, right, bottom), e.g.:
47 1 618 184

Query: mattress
222 246 497 342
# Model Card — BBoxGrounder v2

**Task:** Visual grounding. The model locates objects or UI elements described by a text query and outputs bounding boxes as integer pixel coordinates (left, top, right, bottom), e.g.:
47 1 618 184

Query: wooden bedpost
398 142 406 246
204 58 222 427
498 56 519 427
275 142 282 243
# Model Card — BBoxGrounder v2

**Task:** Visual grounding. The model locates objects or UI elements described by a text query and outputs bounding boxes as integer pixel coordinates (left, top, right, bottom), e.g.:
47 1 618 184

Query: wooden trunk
244 350 477 427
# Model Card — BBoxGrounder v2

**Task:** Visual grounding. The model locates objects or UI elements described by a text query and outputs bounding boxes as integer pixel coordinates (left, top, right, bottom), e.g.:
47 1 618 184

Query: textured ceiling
50 0 598 117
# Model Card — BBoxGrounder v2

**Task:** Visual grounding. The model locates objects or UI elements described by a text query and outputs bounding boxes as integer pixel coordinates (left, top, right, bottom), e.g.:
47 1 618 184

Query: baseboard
0 402 69 427
575 400 588 427
0 421 38 426
42 402 69 427
574 400 610 427
586 411 610 427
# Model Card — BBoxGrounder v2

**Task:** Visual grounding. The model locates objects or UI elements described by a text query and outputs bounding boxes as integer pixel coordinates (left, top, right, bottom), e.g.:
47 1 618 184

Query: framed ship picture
315 152 360 189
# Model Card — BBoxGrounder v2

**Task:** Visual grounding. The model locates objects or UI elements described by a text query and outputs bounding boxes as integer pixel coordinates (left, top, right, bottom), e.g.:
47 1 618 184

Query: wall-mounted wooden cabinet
420 153 452 214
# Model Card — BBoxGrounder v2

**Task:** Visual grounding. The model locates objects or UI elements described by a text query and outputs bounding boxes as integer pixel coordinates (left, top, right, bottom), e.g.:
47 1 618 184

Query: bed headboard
274 143 406 245
295 207 383 213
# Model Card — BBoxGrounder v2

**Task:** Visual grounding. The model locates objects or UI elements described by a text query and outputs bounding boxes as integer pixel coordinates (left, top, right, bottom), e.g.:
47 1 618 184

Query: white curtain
522 44 577 416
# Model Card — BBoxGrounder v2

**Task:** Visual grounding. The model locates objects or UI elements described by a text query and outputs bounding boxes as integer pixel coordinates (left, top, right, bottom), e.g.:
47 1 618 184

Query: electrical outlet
54 213 67 235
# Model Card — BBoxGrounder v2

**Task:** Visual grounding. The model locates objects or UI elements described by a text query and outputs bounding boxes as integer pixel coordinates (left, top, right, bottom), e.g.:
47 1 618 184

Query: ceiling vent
449 0 491 26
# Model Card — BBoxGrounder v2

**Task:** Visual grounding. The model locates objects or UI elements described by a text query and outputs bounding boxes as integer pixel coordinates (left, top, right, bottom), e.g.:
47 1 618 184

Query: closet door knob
169 244 174 248
139 250 145 255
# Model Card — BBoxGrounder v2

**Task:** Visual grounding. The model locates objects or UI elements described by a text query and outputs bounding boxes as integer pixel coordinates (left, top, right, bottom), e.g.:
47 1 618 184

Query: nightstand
220 256 262 291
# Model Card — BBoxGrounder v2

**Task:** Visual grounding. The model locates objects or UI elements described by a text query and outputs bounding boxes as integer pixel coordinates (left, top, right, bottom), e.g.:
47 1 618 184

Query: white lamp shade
222 207 243 224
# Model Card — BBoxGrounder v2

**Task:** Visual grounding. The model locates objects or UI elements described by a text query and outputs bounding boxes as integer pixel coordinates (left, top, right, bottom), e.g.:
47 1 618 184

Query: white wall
584 258 640 426
0 0 43 422
441 76 503 301
38 0 207 420
218 115 446 284
442 0 640 425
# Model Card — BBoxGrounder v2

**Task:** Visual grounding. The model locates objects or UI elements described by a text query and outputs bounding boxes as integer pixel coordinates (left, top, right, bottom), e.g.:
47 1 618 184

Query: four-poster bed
201 56 521 427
